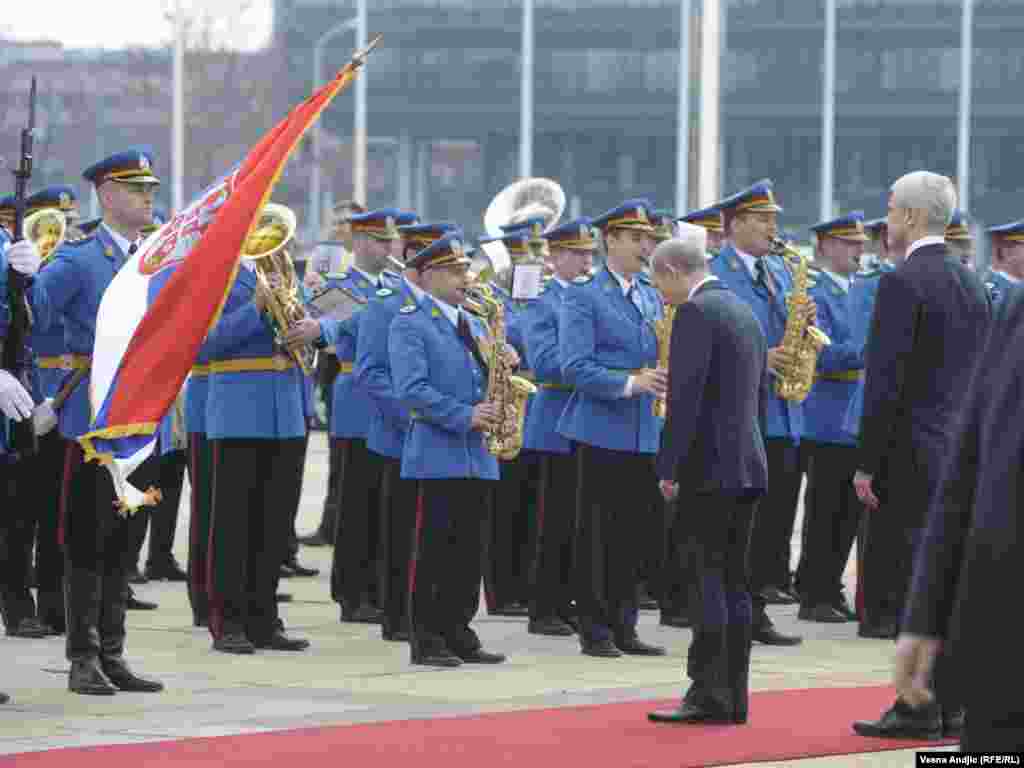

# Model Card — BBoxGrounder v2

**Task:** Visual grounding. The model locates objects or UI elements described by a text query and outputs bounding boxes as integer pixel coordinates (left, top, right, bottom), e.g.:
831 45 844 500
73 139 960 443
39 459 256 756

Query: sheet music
307 285 367 323
511 264 543 300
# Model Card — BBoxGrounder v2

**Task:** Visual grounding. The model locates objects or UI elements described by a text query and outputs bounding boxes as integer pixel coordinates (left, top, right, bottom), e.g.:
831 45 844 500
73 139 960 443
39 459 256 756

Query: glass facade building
275 0 1024 240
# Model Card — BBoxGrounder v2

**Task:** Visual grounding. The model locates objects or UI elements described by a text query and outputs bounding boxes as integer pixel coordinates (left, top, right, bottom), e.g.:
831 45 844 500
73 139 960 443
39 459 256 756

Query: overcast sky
1 0 272 50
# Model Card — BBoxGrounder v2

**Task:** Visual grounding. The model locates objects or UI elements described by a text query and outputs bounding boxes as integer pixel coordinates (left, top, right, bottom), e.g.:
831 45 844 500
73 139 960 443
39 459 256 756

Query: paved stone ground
1 433 951 766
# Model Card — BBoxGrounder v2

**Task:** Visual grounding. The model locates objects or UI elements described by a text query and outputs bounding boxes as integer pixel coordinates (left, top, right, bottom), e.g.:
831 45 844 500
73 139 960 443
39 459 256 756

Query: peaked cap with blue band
988 220 1024 243
83 149 161 186
26 185 79 217
810 210 869 242
678 203 723 233
398 221 460 250
542 216 598 251
409 232 472 272
350 208 418 240
718 179 783 215
591 198 655 233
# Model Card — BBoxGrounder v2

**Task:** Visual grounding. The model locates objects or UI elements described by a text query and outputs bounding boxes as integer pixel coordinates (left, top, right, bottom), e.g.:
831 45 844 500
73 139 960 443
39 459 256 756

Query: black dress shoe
282 558 319 578
411 648 463 667
102 658 164 692
648 702 736 724
253 629 310 651
942 707 964 739
69 658 117 695
144 558 188 582
213 632 255 654
126 567 148 585
125 595 159 611
490 602 530 617
298 530 332 547
759 586 798 605
659 614 692 629
455 648 506 664
341 604 383 623
528 616 575 636
858 621 898 639
6 616 49 638
753 623 802 646
615 635 667 656
798 603 848 623
581 638 623 658
853 699 941 739
276 593 293 603
0 692 8 705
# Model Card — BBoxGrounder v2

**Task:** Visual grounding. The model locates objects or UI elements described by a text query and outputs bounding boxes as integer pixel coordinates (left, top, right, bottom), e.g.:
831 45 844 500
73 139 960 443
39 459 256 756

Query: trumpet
23 207 66 263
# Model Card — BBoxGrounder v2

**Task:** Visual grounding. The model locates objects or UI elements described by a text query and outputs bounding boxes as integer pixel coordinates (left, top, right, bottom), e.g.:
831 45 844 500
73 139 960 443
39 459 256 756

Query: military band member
302 199 365 547
558 198 666 658
22 150 164 694
353 221 456 641
389 233 507 667
983 220 1024 305
944 209 974 270
794 212 868 624
204 209 311 655
476 221 543 617
710 180 802 646
679 204 725 258
520 217 596 636
324 208 414 623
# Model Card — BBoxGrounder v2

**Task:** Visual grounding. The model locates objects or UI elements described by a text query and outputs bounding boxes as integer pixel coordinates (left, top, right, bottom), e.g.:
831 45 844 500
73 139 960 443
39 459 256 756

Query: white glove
4 239 42 276
32 398 57 437
0 370 35 421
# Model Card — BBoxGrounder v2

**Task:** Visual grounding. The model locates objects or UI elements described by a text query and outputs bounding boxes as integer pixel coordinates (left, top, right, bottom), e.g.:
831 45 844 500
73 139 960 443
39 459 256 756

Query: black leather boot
727 620 753 724
66 570 116 695
99 572 163 693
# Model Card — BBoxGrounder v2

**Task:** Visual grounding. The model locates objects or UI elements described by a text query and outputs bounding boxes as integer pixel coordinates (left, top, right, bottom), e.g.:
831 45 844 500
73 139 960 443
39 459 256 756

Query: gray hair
891 171 957 235
651 223 708 275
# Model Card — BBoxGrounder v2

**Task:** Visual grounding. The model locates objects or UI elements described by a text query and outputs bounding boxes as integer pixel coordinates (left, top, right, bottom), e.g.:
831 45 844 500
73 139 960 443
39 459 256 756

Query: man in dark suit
894 289 1024 751
852 171 990 739
646 227 769 725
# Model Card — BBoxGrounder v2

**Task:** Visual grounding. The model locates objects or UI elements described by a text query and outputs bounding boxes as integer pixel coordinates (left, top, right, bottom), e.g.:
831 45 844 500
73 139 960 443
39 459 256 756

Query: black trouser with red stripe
330 437 382 610
376 454 418 636
529 449 576 622
60 442 135 664
409 478 493 658
0 429 65 631
207 437 305 642
484 452 537 612
186 432 213 625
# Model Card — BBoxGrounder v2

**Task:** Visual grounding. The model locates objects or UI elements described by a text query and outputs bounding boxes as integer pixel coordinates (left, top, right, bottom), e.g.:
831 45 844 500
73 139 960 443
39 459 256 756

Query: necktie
626 282 643 317
457 311 490 378
754 259 776 298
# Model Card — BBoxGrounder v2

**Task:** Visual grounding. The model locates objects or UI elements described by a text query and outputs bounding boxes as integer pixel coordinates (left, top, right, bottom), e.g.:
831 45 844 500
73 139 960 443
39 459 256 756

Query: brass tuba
464 282 537 461
771 236 830 402
481 177 565 289
23 208 66 263
241 203 316 375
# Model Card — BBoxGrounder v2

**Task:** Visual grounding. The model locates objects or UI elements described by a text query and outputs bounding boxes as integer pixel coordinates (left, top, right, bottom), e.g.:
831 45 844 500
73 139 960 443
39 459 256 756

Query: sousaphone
481 177 565 275
23 207 67 263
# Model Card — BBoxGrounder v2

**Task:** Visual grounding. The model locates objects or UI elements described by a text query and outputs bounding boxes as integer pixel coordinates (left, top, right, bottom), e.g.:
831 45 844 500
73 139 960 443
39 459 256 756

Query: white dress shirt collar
732 245 760 281
821 268 851 293
687 274 719 301
906 235 946 262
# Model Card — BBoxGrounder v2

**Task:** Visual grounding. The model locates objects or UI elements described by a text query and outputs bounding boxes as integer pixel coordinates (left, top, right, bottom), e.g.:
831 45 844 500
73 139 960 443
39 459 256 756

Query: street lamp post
310 10 364 242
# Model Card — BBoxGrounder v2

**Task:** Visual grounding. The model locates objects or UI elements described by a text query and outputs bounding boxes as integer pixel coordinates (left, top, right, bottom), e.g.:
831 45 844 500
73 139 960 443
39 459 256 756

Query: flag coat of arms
80 38 379 510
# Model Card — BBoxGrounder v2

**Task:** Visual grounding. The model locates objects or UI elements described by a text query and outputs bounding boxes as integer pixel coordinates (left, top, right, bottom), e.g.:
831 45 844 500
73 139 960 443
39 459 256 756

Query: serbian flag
79 37 380 512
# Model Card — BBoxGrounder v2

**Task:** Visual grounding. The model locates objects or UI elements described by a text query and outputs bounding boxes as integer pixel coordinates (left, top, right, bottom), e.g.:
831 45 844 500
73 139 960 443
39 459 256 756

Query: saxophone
464 283 537 460
771 236 831 402
652 303 677 418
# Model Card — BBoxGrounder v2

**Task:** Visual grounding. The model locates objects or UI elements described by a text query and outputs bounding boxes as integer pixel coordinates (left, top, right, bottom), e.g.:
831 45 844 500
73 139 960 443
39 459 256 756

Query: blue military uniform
520 217 597 633
389 233 502 666
27 151 165 694
794 212 869 622
558 199 665 655
355 221 455 640
320 207 415 622
983 220 1024 306
710 180 803 643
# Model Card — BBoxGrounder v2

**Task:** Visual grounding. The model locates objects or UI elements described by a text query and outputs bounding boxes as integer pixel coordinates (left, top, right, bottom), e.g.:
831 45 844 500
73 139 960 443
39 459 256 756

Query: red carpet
4 685 955 767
